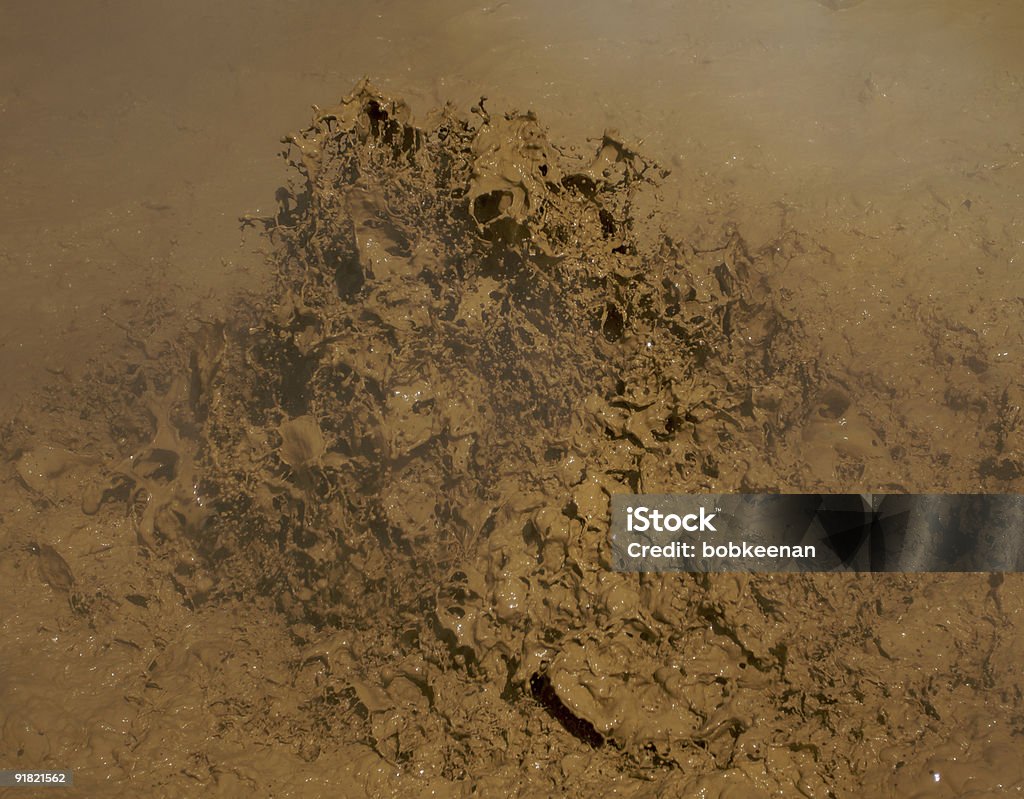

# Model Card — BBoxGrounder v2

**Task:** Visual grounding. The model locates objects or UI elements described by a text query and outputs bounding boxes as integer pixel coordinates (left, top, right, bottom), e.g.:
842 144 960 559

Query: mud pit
2 83 1024 797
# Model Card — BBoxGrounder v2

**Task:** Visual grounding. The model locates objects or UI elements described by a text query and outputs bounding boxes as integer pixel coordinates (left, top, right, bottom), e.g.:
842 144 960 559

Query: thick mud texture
2 86 1023 797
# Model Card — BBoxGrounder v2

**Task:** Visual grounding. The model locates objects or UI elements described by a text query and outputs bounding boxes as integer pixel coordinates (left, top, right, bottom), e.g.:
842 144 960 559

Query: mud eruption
4 85 1023 796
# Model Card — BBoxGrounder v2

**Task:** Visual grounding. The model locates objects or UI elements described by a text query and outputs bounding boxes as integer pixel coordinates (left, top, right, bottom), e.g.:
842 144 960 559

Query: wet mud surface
3 80 1024 797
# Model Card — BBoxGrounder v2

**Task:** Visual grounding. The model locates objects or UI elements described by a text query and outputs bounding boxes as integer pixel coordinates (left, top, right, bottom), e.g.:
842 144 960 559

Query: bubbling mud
5 84 1023 796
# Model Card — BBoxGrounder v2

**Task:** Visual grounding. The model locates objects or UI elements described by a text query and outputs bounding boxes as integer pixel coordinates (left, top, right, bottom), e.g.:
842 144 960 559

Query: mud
2 77 1023 797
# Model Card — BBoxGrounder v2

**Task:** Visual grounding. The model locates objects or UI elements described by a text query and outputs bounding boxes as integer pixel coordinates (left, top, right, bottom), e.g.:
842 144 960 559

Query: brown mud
2 81 1023 797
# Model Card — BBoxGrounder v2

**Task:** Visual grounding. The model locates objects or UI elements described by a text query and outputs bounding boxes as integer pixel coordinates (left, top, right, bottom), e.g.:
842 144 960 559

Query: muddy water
2 2 1023 797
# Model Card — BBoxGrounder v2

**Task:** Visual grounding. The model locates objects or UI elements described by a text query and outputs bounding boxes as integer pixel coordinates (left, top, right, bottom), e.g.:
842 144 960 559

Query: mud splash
2 85 1023 796
91 83 791 623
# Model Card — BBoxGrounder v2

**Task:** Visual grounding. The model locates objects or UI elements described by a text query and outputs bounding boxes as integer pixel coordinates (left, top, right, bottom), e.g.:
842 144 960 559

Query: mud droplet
32 542 75 593
278 415 326 468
